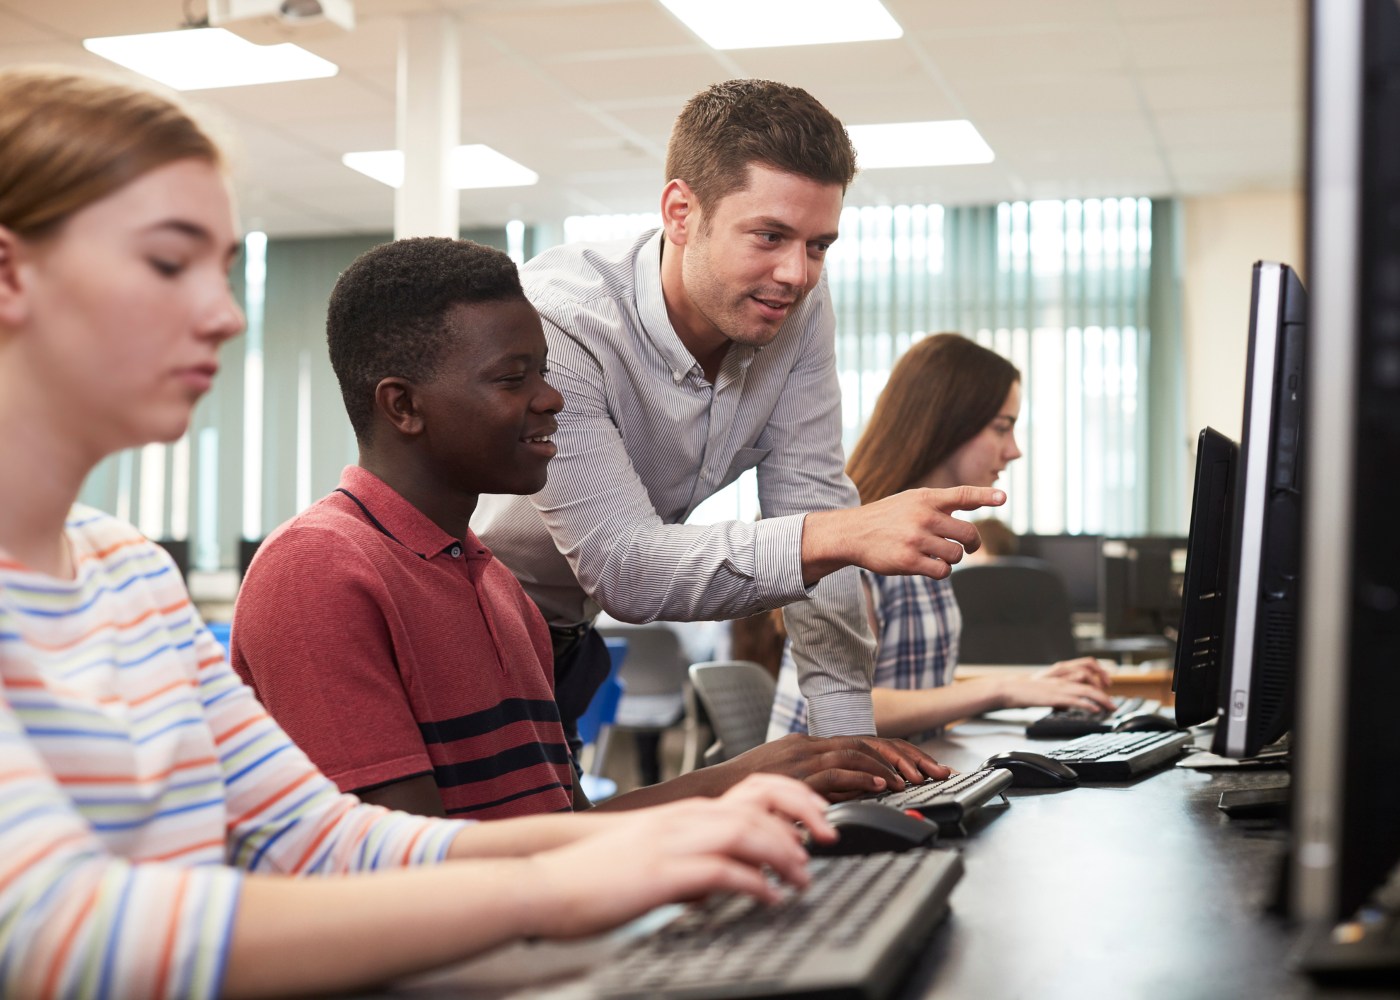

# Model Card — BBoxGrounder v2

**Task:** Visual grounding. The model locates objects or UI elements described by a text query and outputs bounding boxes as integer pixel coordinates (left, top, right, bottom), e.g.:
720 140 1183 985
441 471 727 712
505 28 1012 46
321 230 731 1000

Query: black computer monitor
1212 260 1307 760
1292 0 1400 937
1099 536 1187 638
152 538 191 580
1172 427 1238 727
1017 534 1102 614
238 538 263 579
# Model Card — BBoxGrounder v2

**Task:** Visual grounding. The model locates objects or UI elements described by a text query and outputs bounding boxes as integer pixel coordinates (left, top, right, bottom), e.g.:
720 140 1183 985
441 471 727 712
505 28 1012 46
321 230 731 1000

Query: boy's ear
373 377 425 437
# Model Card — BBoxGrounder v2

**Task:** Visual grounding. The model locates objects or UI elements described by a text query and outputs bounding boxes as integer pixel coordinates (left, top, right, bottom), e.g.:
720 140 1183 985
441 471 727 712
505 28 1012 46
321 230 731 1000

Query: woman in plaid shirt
770 334 1116 742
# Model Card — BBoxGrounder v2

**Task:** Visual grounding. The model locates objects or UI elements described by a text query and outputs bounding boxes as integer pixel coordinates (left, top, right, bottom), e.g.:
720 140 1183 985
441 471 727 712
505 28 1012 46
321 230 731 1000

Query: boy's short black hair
327 237 525 441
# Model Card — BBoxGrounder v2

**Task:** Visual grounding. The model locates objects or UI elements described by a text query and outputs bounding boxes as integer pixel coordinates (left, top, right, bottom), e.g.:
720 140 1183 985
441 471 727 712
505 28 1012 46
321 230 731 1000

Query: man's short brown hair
664 79 857 211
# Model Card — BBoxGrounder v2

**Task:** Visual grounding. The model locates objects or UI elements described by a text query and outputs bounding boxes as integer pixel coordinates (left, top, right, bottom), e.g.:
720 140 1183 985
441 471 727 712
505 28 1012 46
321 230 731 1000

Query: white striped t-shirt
0 507 466 999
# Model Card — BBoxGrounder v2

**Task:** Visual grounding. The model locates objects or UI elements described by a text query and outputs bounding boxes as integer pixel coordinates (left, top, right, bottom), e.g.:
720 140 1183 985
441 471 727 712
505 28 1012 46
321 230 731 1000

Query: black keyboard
1045 729 1194 780
588 849 964 999
1025 696 1160 738
870 767 1013 832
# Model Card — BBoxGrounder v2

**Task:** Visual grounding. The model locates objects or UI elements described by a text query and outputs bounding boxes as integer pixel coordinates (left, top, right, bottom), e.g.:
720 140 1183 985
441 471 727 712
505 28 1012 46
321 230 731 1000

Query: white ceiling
0 0 1305 237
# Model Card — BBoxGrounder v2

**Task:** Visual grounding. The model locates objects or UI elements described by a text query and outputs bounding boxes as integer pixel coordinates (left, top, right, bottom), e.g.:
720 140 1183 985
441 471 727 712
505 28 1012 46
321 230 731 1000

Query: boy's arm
357 774 447 817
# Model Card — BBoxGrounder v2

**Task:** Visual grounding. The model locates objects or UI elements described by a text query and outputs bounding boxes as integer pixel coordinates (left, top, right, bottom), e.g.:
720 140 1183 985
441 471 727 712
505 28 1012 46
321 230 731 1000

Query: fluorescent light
84 28 337 91
847 121 996 169
342 146 539 189
659 0 901 50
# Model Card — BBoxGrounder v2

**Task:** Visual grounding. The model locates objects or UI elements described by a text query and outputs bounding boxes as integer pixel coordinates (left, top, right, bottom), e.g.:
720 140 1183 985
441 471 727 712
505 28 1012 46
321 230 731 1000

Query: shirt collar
336 466 487 561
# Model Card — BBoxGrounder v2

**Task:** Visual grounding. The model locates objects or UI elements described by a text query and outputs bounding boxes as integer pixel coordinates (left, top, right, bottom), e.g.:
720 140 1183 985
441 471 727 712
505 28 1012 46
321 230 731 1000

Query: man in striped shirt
473 79 1002 743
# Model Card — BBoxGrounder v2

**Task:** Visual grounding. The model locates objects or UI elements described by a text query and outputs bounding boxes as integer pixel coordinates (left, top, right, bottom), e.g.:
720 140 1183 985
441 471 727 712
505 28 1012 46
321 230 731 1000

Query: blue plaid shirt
768 571 962 744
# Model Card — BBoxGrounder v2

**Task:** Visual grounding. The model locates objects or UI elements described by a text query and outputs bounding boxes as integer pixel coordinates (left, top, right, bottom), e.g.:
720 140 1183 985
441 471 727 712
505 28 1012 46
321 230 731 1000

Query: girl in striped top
770 334 1117 741
0 66 832 999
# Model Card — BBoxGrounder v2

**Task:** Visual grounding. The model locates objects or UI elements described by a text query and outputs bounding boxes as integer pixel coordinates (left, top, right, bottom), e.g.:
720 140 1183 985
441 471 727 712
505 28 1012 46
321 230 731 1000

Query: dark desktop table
380 720 1363 1000
897 718 1331 1000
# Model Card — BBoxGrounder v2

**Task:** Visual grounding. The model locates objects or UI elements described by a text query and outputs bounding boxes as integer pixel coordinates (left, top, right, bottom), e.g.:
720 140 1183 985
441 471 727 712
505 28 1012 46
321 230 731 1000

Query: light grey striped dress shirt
471 229 877 736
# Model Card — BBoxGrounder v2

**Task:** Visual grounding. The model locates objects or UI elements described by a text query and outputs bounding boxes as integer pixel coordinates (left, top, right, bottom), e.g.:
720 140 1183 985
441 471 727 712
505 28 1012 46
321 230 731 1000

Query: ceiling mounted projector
208 0 355 41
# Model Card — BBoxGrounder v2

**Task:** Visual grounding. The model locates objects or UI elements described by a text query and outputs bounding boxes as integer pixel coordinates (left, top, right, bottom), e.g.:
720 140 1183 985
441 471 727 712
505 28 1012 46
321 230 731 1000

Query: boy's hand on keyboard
718 734 951 802
525 777 824 936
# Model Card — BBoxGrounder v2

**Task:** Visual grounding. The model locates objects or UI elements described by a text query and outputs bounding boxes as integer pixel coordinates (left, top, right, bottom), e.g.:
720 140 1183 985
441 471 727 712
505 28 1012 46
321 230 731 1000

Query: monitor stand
1217 780 1290 820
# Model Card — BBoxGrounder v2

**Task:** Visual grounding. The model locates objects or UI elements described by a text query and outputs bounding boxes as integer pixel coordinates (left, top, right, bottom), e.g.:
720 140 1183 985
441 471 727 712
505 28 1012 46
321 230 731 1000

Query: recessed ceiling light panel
342 146 539 190
659 0 902 50
83 28 337 91
847 121 996 169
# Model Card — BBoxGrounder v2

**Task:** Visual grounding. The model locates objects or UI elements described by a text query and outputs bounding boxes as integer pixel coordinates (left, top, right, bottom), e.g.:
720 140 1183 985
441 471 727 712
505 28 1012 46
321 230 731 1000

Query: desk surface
899 719 1327 1000
381 721 1363 1000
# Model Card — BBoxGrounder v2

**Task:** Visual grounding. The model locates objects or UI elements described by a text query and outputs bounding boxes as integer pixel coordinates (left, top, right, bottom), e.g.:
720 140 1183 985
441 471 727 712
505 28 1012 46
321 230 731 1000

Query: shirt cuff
753 514 814 605
804 690 877 737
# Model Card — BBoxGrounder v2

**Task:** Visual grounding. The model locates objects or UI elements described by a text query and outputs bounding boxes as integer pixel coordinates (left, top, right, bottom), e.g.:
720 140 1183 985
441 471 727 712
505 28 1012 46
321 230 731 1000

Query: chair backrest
596 625 688 696
576 638 627 749
688 660 776 765
949 557 1078 664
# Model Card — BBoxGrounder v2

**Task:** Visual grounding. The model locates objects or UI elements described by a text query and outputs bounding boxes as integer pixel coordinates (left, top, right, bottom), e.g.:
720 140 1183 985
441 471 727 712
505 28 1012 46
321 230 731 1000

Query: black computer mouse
1112 712 1180 733
807 801 940 856
980 750 1080 789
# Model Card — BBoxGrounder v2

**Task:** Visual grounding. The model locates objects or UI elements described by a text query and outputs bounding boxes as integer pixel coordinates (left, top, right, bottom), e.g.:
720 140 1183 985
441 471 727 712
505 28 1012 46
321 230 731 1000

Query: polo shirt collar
336 466 484 560
634 228 757 382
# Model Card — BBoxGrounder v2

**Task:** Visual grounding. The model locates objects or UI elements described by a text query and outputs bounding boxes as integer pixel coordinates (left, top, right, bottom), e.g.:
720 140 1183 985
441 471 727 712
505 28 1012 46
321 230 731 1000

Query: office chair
575 637 627 803
688 660 776 767
949 556 1078 664
595 624 701 784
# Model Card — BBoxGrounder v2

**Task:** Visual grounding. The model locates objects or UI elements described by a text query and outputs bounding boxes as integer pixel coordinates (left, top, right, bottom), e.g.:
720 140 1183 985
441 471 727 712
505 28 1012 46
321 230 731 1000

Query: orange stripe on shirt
228 770 319 830
80 536 149 565
150 867 192 1000
399 822 428 867
20 599 192 653
39 879 101 1000
289 797 355 873
0 830 91 899
128 678 196 708
212 714 265 747
55 756 219 786
139 838 226 863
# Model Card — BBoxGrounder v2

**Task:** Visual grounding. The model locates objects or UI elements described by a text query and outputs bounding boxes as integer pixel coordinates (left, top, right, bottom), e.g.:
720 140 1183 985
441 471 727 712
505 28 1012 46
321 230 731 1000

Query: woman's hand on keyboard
522 775 828 937
989 658 1117 713
1036 657 1114 690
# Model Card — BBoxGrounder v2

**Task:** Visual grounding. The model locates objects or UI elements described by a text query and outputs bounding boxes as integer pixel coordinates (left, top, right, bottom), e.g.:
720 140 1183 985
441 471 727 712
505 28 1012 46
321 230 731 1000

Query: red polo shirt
232 466 574 819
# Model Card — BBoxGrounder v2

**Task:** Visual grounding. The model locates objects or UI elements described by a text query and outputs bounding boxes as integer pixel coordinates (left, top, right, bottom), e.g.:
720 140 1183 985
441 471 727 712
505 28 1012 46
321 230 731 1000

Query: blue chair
576 637 627 802
206 621 232 658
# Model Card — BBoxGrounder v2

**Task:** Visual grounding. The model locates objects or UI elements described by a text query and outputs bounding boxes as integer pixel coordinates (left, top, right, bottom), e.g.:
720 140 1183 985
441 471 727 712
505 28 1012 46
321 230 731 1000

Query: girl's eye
150 259 182 277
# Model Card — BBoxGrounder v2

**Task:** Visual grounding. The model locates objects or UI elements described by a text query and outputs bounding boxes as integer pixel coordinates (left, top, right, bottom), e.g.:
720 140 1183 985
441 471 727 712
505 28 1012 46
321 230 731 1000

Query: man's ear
373 376 425 437
660 179 697 247
0 225 33 328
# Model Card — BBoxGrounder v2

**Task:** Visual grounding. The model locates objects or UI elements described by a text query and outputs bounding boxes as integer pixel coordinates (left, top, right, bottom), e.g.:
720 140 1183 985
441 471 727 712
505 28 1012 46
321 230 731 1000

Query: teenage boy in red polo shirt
232 237 949 819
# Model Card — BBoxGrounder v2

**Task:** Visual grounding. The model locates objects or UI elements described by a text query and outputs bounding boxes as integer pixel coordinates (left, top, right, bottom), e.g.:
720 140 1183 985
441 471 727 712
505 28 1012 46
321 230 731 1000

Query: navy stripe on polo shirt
434 741 576 788
419 698 564 745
